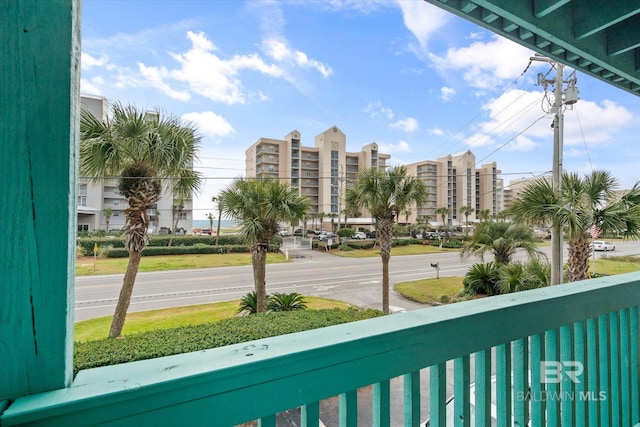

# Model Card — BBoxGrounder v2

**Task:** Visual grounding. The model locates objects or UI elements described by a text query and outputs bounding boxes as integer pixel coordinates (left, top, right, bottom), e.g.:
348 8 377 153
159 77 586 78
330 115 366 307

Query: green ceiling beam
607 14 640 56
573 1 640 40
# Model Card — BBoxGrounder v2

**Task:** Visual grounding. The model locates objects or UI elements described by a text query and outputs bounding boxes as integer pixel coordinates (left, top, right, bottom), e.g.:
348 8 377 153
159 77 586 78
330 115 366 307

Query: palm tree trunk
378 218 394 315
252 244 268 313
109 249 142 338
567 233 591 282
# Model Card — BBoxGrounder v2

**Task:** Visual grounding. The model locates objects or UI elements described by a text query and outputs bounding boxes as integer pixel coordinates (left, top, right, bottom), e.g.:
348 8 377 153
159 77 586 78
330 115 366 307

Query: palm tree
508 170 640 282
460 220 544 264
221 178 309 313
327 212 338 231
80 103 202 338
103 208 113 233
168 197 184 247
477 209 492 222
346 166 427 314
403 209 412 225
435 206 451 241
212 195 223 245
459 206 474 236
154 210 160 235
206 212 214 233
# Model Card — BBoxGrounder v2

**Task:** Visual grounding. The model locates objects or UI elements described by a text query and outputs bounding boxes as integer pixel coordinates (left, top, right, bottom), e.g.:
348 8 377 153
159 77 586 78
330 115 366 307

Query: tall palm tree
459 206 474 236
221 178 309 313
103 208 113 233
206 212 214 233
168 197 184 247
508 170 640 282
460 220 544 264
327 212 338 231
435 206 451 241
212 194 223 245
80 103 202 338
346 166 427 314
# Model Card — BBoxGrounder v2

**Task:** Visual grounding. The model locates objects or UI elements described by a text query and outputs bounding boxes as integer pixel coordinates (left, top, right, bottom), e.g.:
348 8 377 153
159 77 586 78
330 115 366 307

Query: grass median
75 296 351 342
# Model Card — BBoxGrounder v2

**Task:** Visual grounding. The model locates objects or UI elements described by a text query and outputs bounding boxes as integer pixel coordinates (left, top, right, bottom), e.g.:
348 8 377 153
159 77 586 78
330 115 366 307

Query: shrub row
76 235 252 253
73 307 383 374
312 238 463 251
102 245 284 258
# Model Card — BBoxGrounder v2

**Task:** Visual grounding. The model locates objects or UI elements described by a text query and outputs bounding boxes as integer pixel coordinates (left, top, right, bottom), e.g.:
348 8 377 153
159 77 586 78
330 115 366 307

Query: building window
78 224 89 232
179 212 188 220
113 201 120 206
77 196 87 206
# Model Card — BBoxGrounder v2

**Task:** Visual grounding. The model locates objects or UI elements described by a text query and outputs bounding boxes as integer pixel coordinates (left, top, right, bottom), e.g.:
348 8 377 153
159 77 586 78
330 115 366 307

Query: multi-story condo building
245 126 390 230
502 174 552 211
406 150 504 226
77 94 194 234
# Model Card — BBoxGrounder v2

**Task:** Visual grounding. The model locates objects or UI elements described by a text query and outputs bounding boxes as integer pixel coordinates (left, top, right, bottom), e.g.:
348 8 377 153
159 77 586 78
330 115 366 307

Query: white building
77 94 194 234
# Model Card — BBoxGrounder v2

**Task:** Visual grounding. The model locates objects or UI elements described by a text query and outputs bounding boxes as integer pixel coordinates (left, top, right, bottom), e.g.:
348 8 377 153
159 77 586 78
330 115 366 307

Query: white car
591 240 615 251
353 232 366 240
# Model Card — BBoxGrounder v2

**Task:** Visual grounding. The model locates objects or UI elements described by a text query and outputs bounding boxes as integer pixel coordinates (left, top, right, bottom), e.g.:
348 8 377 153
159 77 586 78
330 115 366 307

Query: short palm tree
459 206 474 236
346 166 427 314
221 178 309 313
477 209 492 222
498 259 551 294
435 206 451 241
463 262 501 296
103 208 113 233
509 170 640 282
80 103 202 338
461 220 543 264
268 292 307 312
168 197 184 247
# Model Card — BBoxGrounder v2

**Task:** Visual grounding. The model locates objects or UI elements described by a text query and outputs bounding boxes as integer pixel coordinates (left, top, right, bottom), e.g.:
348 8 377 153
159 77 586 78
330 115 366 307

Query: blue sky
81 0 640 219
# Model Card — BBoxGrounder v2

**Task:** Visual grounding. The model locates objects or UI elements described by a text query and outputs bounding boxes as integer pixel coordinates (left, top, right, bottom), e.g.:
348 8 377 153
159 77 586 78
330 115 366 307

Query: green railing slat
530 334 545 427
403 371 421 427
474 349 492 426
544 329 559 426
620 308 631 426
513 338 529 427
339 390 357 427
430 363 447 427
496 343 511 427
372 380 390 427
453 356 470 427
560 324 574 426
302 402 320 427
610 311 621 426
258 414 276 427
573 321 586 426
586 318 599 427
631 306 640 423
598 314 610 426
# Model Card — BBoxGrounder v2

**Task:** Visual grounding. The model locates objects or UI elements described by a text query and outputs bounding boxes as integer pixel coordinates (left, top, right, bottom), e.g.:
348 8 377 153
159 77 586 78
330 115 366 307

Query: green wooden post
0 0 79 401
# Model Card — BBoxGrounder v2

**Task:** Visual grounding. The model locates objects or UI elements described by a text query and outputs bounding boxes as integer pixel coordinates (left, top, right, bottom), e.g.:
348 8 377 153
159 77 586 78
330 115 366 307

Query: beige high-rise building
245 126 390 230
503 174 552 210
406 150 504 227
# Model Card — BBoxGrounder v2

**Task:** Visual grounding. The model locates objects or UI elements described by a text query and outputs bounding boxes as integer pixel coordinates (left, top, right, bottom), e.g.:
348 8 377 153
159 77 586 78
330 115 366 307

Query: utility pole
531 54 579 285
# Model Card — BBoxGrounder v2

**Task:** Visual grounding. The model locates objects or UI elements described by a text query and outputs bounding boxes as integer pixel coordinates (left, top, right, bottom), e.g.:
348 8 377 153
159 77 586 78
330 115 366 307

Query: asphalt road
75 240 640 321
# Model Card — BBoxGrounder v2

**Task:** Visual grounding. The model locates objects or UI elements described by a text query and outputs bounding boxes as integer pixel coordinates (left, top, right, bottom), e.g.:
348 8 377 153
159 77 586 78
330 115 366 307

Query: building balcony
6 274 640 425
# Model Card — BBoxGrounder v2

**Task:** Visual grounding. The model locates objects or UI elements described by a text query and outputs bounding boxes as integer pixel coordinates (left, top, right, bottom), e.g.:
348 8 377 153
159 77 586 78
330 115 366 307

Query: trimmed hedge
73 308 383 374
104 245 257 258
77 235 250 253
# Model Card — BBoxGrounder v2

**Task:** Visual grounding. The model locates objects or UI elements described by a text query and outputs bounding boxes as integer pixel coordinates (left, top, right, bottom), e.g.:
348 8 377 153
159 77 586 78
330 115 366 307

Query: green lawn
76 252 287 276
75 296 351 342
394 276 466 304
330 243 458 258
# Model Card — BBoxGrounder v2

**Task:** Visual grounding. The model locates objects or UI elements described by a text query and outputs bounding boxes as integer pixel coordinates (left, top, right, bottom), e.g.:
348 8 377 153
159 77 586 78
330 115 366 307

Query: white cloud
391 117 419 133
396 1 449 53
378 140 412 153
463 88 635 152
138 63 191 101
81 52 109 70
261 38 333 78
80 77 104 95
364 101 395 119
441 86 456 102
430 35 538 89
181 111 235 143
429 127 444 136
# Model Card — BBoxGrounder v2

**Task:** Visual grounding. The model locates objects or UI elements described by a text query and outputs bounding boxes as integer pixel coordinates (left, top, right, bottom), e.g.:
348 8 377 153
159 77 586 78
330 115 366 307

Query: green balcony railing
3 274 640 426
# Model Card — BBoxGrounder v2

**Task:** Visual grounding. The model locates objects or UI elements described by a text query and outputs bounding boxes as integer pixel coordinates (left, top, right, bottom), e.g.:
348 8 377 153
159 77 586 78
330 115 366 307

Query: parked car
353 232 366 240
318 232 335 241
278 230 291 237
366 230 377 239
293 228 303 236
590 240 615 251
